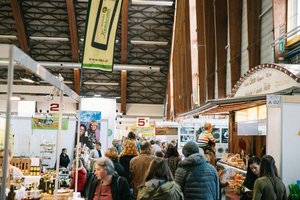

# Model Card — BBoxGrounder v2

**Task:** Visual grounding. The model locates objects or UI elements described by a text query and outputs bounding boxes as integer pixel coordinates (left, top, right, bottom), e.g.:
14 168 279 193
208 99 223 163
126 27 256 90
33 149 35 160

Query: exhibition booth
179 63 300 197
0 44 83 199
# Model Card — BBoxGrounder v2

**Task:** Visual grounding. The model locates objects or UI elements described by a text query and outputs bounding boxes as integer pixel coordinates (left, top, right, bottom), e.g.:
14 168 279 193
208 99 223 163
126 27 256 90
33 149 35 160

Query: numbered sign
137 117 150 127
49 103 64 113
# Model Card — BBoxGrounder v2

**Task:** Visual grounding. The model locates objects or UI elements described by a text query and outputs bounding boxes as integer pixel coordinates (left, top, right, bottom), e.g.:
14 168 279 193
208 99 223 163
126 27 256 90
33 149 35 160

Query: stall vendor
0 149 24 185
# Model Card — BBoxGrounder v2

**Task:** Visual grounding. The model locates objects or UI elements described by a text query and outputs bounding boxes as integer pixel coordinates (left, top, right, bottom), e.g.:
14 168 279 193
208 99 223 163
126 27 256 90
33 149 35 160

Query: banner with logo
32 117 69 130
130 125 155 137
82 0 123 71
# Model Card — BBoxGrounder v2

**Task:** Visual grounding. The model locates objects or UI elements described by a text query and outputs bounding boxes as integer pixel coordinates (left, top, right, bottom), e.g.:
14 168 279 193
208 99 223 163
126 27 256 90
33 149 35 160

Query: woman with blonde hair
105 147 125 177
137 157 183 200
120 131 138 185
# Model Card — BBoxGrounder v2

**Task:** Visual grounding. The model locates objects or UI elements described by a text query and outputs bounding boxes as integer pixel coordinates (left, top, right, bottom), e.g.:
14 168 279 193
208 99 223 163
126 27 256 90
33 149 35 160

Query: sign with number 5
137 117 150 127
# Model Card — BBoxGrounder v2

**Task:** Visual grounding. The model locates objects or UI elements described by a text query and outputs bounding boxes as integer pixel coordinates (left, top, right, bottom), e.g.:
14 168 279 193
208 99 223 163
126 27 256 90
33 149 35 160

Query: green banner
82 0 123 71
32 117 69 130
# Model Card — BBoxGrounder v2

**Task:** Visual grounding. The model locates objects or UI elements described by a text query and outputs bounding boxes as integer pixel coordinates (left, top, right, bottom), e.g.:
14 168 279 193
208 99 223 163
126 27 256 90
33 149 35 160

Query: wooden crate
11 157 31 175
41 189 73 200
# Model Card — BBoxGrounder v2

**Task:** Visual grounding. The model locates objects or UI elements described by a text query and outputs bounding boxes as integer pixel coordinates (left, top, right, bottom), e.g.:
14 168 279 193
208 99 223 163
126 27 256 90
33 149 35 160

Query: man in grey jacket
175 141 219 200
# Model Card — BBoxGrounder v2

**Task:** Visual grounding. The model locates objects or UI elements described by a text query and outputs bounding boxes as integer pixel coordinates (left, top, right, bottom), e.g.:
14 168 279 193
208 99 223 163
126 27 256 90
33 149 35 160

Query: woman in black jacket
85 157 132 200
240 156 260 200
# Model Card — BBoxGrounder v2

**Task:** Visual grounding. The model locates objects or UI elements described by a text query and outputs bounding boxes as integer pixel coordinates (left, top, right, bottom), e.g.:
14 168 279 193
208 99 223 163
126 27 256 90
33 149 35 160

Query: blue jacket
175 153 219 200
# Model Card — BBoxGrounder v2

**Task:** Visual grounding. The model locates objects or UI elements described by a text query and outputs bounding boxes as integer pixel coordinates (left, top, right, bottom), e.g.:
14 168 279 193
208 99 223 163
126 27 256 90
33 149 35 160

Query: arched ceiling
0 0 174 104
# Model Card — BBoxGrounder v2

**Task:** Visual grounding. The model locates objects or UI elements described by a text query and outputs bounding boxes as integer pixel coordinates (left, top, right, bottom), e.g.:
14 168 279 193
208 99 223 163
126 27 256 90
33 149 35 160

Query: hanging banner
31 117 69 130
82 0 123 71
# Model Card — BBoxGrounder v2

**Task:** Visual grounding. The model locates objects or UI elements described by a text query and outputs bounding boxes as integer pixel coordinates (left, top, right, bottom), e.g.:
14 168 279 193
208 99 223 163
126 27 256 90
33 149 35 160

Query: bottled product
7 185 16 200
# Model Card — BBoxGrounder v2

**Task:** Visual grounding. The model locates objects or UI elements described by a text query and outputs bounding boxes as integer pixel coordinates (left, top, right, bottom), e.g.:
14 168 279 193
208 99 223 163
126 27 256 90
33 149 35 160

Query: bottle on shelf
7 185 16 200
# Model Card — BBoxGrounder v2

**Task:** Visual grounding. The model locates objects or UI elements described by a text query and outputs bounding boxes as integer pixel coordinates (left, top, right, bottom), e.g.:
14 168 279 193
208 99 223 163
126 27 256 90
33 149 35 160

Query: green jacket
137 179 184 200
253 176 287 200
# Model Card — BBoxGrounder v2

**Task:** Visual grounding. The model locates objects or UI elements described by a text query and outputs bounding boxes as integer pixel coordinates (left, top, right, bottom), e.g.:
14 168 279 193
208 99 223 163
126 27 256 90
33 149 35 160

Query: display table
24 175 41 187
41 189 73 200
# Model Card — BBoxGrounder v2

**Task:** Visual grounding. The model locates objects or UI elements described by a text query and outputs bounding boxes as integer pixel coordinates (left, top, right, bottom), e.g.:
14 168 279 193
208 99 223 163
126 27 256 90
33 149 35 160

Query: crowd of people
64 122 288 200
67 130 222 200
0 121 288 200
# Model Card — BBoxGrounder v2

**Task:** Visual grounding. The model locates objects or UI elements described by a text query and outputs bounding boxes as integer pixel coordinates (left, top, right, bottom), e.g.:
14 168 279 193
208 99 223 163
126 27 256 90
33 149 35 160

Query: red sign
49 103 64 113
137 117 150 127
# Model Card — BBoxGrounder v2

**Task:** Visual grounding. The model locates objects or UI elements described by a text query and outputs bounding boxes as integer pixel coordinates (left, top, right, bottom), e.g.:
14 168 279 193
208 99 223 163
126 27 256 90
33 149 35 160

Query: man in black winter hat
175 141 219 200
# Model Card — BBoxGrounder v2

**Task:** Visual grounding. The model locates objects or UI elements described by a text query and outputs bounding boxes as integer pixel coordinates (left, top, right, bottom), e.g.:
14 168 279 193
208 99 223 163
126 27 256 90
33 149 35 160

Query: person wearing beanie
175 141 219 200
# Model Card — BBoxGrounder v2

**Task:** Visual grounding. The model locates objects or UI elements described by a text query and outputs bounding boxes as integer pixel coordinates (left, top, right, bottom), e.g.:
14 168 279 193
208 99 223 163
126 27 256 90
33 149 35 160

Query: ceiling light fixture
130 40 169 46
20 73 40 84
10 96 21 101
131 0 174 6
84 82 119 86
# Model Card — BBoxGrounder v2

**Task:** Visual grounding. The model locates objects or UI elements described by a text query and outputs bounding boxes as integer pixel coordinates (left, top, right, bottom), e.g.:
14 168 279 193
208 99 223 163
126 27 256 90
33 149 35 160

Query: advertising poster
212 128 221 143
221 128 229 143
31 117 69 130
79 111 101 150
130 125 155 137
82 0 123 71
215 143 229 159
155 127 178 135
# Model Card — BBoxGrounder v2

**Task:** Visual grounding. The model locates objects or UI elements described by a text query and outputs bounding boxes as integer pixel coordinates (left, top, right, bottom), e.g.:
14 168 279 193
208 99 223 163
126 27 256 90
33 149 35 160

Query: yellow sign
298 130 300 136
130 126 155 137
82 0 123 71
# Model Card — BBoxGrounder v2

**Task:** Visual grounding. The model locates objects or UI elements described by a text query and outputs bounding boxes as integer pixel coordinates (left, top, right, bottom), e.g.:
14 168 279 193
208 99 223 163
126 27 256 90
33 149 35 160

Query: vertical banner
82 0 123 71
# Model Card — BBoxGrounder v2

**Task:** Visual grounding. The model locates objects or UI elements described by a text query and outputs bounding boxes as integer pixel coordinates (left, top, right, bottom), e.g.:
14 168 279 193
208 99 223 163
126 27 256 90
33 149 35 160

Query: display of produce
218 153 247 193
220 153 247 170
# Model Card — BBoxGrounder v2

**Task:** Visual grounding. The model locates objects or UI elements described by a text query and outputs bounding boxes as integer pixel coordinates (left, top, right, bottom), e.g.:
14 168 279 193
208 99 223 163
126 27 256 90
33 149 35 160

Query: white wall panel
261 0 273 63
241 0 249 76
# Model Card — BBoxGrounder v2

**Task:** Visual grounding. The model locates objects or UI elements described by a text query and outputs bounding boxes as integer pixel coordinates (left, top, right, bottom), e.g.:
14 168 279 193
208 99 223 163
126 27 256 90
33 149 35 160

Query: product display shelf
217 161 246 200
40 143 55 168
217 161 247 175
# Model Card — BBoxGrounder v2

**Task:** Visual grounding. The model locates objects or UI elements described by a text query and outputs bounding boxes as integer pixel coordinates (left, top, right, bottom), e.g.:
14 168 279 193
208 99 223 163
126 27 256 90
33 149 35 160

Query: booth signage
82 0 123 71
234 68 299 97
279 37 285 53
137 117 150 127
32 117 69 130
130 125 154 137
49 103 65 113
267 95 281 106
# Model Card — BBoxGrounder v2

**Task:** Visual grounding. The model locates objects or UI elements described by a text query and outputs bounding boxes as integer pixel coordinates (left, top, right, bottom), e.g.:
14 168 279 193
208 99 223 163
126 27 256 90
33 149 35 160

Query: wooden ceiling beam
121 70 127 115
228 0 242 89
121 0 128 64
196 0 206 105
214 0 227 98
121 0 128 114
247 0 261 69
204 0 215 100
66 0 80 95
66 0 79 62
10 0 30 55
73 68 81 95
